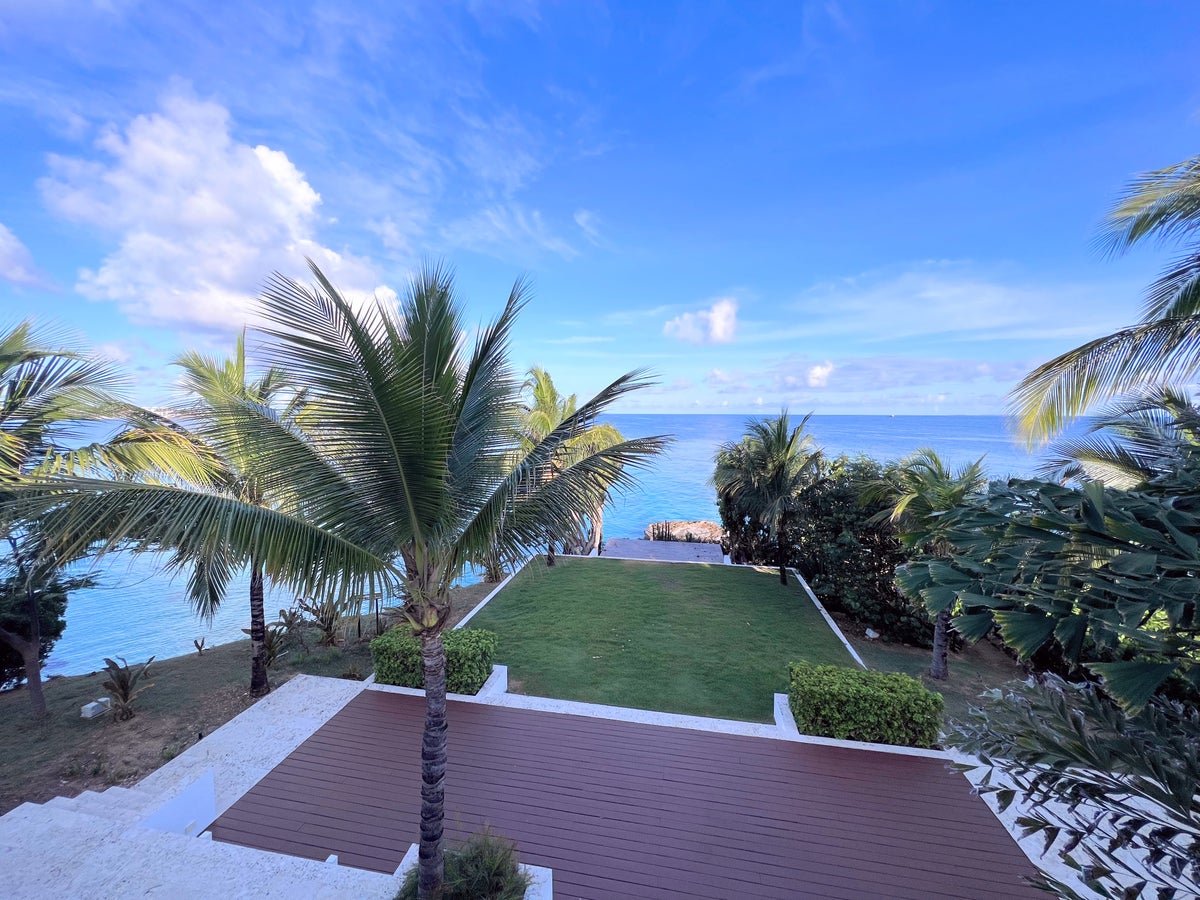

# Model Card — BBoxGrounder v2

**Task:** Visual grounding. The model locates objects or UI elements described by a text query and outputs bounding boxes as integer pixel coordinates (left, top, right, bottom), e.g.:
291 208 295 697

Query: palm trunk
248 560 270 697
588 503 604 556
546 529 555 567
930 607 951 680
418 631 448 900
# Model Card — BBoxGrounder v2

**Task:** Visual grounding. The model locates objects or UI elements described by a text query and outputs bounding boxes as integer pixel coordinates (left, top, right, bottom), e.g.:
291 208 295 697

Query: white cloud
806 360 834 387
663 297 738 344
0 222 46 287
40 90 384 329
573 209 603 246
441 203 576 261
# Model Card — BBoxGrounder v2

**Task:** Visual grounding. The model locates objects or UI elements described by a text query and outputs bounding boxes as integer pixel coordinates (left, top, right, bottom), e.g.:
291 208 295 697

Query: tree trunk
248 561 270 697
417 631 448 900
588 503 604 556
545 530 555 568
777 513 789 585
930 607 951 680
23 577 47 718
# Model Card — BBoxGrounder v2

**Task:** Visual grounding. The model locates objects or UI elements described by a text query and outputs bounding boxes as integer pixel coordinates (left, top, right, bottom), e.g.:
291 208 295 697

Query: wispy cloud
441 202 576 261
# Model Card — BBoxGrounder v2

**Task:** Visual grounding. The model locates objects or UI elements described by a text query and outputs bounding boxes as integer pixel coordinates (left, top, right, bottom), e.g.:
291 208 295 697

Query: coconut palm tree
1039 386 1200 488
0 322 122 717
1012 155 1200 442
712 412 821 585
863 448 986 680
167 334 306 696
17 262 668 898
519 366 626 559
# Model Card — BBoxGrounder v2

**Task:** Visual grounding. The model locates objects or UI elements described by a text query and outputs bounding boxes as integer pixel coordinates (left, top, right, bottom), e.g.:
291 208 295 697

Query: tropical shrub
395 830 530 900
788 661 943 748
0 564 73 690
101 656 155 721
372 628 498 695
794 455 932 645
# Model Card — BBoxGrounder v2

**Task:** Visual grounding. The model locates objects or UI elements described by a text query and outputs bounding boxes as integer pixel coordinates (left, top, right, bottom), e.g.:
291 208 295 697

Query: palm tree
168 334 305 696
1012 155 1200 442
519 366 626 559
863 448 986 680
712 412 821 585
1039 386 1200 488
0 322 121 717
18 262 668 898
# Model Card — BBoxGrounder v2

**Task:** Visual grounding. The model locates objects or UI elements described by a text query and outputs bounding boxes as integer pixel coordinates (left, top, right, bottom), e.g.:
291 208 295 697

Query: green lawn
466 557 857 722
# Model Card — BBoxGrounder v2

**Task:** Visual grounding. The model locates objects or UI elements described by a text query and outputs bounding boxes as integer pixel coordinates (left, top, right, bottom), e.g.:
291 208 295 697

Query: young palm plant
863 448 986 680
18 262 668 898
712 412 821 585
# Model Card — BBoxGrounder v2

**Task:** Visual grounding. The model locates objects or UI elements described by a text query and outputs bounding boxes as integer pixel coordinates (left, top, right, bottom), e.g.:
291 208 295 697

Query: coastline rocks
643 520 723 544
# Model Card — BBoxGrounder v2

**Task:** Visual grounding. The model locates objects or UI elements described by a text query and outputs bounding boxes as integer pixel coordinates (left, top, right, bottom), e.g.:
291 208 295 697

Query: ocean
43 414 1048 678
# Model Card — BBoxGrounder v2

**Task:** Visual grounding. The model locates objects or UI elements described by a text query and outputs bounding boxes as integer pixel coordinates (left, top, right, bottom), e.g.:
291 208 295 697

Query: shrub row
787 661 943 749
371 627 498 695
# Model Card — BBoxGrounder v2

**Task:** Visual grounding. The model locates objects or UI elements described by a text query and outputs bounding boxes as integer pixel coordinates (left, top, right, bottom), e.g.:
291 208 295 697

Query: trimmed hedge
788 661 943 749
371 627 498 695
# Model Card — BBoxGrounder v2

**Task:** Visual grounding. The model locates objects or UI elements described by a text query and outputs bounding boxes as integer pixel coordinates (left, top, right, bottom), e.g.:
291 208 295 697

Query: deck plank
210 690 1042 899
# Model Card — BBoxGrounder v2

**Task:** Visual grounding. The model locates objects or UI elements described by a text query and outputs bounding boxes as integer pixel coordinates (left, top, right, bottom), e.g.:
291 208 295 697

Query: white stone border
396 843 553 898
454 567 522 629
787 567 868 669
369 666 948 760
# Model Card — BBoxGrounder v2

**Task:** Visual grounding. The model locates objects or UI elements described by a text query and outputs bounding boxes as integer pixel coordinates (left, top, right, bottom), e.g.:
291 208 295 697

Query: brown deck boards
209 690 1042 899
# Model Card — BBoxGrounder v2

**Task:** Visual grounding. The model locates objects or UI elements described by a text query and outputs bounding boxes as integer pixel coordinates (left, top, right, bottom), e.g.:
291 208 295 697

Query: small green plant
296 595 347 646
341 664 363 681
101 656 155 721
371 628 497 694
788 661 943 748
276 607 310 653
242 622 286 669
395 829 530 900
193 637 205 656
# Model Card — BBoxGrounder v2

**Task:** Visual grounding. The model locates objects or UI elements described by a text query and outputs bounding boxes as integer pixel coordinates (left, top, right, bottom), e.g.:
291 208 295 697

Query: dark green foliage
717 454 930 644
794 455 932 645
371 627 498 694
101 656 155 721
950 677 1200 899
900 468 1200 709
395 830 530 900
788 661 943 748
0 569 72 690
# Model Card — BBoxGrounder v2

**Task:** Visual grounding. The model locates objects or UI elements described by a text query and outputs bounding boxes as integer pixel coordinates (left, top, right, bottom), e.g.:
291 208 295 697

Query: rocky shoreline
642 520 723 544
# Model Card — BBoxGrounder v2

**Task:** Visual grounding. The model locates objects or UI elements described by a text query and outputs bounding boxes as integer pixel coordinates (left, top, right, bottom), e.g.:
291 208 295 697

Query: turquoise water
44 414 1046 677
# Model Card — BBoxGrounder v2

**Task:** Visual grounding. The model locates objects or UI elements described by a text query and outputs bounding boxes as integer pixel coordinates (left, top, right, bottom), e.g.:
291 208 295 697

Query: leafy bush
371 628 498 695
788 661 943 748
395 830 530 900
102 656 155 721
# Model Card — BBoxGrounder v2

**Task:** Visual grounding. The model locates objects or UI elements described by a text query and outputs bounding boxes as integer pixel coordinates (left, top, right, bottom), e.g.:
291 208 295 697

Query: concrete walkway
602 538 724 563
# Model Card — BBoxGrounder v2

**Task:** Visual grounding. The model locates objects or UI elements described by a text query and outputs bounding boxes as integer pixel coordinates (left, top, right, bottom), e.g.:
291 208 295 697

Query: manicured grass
465 557 857 723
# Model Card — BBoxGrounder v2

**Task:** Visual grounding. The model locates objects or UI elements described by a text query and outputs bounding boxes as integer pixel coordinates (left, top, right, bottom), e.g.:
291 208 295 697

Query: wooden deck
210 690 1042 898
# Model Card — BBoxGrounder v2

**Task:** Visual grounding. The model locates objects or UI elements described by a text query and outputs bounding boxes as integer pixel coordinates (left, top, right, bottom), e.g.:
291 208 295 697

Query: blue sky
1 1 1198 414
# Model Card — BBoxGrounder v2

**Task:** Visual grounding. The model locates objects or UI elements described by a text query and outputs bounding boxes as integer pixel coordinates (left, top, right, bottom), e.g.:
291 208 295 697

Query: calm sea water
44 414 1047 677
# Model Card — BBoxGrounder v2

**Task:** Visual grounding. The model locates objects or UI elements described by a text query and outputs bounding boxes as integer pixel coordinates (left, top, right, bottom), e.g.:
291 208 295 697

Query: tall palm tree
519 366 626 559
0 322 122 717
712 412 821 585
1012 155 1200 442
169 334 305 696
18 262 668 898
864 448 986 680
1039 386 1200 488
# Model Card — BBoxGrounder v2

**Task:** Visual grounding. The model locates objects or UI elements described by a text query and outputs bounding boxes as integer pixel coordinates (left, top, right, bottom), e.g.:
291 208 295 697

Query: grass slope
466 557 856 723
